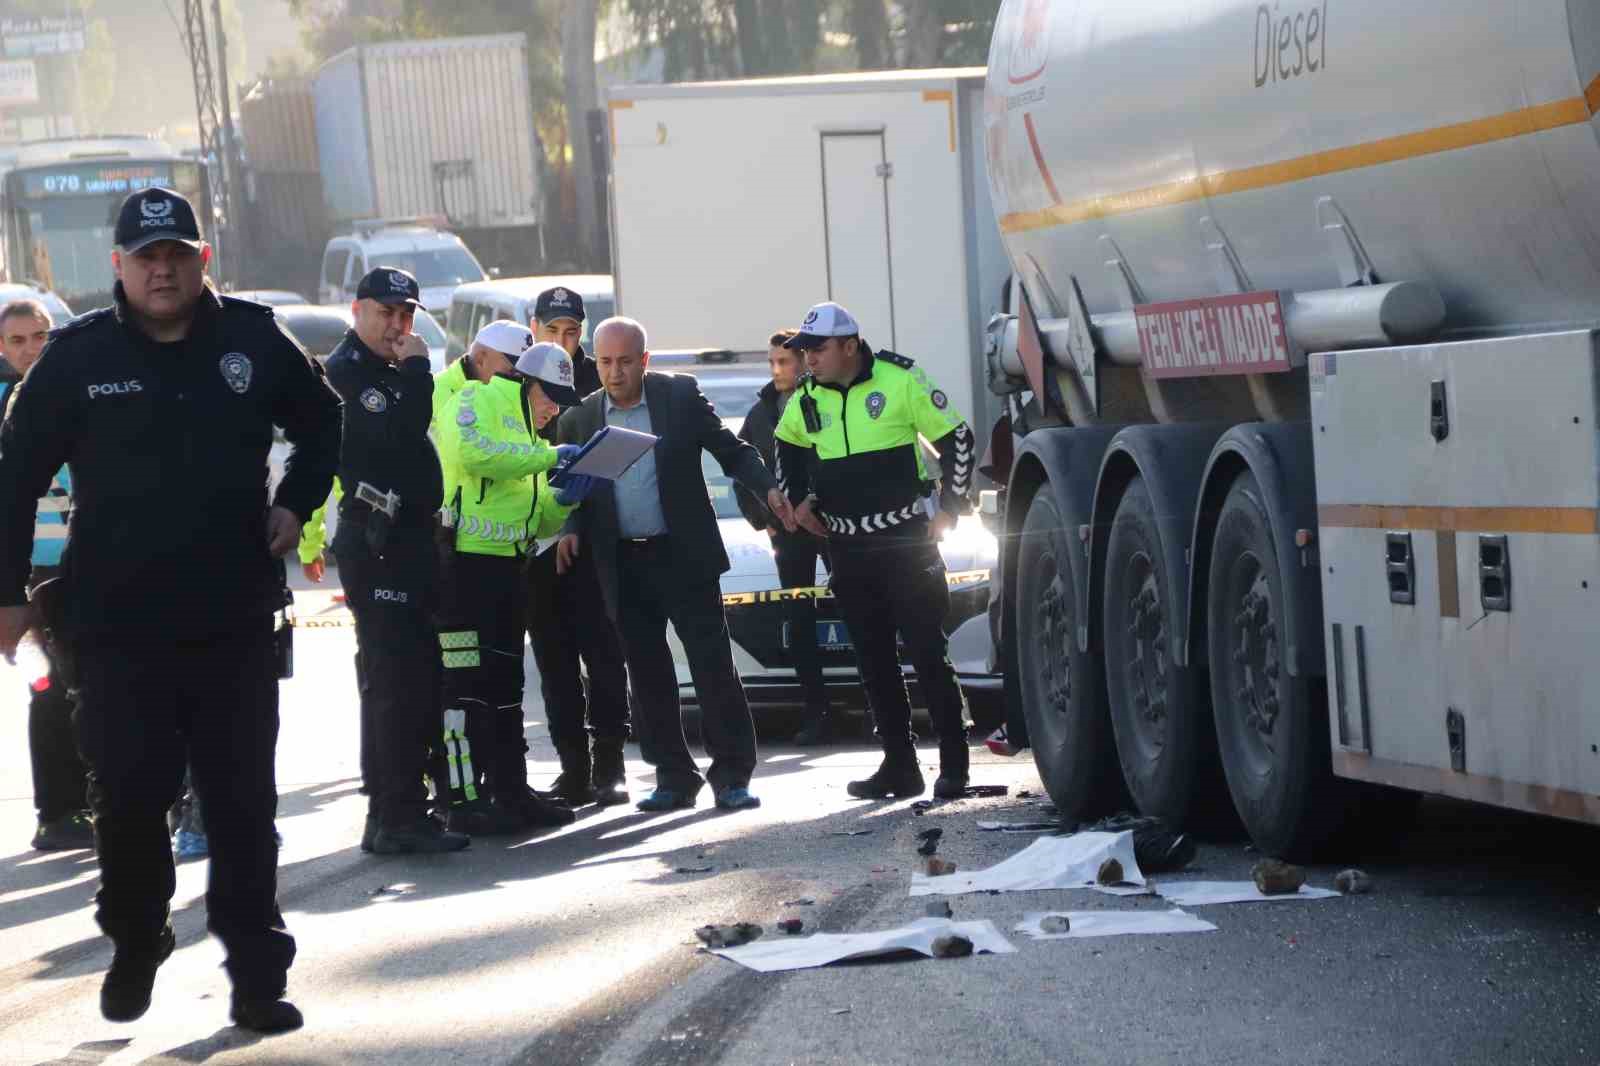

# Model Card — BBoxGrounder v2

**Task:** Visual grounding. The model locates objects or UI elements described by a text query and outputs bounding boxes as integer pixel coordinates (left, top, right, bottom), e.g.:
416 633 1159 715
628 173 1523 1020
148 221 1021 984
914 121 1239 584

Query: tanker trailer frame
982 0 1600 859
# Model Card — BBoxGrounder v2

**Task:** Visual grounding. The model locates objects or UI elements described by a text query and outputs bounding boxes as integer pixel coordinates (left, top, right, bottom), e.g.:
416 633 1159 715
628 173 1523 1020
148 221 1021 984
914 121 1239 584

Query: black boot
933 739 970 799
101 925 175 1022
590 740 629 807
540 747 596 806
373 815 470 854
791 707 834 747
359 812 378 853
231 993 304 1033
846 748 925 799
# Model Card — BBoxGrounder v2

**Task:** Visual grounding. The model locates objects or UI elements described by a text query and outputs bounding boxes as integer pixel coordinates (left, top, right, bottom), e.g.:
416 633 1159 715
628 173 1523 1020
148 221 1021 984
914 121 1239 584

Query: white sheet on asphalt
908 831 1145 897
711 918 1017 973
1154 880 1340 906
1014 908 1217 940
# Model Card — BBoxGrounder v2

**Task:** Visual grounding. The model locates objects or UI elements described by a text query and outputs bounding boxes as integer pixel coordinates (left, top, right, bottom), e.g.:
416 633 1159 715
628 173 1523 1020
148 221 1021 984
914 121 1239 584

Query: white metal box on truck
313 34 541 234
608 69 1009 429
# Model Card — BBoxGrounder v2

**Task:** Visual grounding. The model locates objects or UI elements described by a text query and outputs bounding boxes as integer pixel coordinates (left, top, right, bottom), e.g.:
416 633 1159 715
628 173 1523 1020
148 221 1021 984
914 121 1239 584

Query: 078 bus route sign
21 163 173 200
1134 290 1298 379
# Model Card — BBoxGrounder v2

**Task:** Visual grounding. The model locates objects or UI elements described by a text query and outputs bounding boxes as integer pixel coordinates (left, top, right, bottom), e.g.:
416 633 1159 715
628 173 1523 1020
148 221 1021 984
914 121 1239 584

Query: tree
562 0 602 266
847 0 891 70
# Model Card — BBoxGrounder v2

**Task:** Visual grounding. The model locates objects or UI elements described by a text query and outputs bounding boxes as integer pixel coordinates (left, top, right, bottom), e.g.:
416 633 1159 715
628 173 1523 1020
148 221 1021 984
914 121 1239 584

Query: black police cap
534 286 585 324
114 188 203 253
355 267 422 309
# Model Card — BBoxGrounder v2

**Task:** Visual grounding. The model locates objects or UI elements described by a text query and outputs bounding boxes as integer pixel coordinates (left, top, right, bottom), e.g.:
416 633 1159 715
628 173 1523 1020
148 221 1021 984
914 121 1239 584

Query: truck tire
1103 476 1224 829
1206 470 1342 859
1014 489 1123 823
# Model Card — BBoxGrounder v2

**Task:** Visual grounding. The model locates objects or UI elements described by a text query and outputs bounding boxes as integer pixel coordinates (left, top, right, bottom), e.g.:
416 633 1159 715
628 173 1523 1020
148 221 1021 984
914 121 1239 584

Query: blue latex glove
555 473 597 507
553 443 582 469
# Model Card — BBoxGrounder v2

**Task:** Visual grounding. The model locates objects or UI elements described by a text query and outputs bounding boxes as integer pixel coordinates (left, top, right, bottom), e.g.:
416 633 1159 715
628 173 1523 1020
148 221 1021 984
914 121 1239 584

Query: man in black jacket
555 317 794 811
735 329 835 744
526 287 631 806
325 267 473 858
0 187 340 1033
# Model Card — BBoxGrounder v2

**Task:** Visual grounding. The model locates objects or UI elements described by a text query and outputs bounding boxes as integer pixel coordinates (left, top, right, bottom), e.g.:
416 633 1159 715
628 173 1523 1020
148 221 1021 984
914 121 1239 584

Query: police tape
719 568 990 607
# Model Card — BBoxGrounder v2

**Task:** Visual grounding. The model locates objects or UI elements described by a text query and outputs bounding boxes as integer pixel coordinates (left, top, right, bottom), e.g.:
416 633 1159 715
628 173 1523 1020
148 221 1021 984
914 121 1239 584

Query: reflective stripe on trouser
435 551 530 803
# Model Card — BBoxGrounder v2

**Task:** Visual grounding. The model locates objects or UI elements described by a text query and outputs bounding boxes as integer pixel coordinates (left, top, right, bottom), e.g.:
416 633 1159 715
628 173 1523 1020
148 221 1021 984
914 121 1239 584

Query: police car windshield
372 248 485 288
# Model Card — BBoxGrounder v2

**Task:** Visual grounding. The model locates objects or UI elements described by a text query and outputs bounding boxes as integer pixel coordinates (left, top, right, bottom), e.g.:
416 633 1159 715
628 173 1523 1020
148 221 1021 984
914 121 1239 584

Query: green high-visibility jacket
436 374 570 557
297 477 342 565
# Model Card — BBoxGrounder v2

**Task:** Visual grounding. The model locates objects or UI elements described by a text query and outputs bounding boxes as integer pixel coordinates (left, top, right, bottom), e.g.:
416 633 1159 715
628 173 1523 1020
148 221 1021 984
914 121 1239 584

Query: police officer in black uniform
0 187 340 1032
326 266 470 856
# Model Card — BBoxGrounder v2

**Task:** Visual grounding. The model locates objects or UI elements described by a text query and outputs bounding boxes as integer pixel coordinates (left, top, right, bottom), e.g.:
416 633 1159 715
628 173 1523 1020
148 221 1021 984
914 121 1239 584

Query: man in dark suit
555 317 795 811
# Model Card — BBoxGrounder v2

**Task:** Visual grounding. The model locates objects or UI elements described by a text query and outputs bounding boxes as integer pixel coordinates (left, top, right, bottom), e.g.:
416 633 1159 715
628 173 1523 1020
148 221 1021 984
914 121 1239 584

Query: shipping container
312 34 543 233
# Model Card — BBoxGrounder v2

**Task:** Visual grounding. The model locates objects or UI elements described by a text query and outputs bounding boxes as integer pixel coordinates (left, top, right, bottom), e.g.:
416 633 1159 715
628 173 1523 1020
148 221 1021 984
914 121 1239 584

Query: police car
670 417 1002 729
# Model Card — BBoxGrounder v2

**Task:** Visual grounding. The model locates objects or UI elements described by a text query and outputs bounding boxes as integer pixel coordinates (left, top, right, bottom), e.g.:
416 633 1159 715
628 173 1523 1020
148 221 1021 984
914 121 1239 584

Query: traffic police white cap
512 341 580 406
473 319 535 357
784 301 860 350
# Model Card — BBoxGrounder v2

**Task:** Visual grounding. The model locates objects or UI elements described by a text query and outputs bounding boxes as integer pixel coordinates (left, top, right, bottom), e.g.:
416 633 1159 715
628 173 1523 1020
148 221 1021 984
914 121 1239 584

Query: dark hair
0 298 50 329
768 328 798 348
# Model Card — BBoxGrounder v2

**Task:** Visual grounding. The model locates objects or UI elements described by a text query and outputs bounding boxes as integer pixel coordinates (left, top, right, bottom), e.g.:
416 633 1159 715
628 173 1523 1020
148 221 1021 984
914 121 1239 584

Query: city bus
1 136 212 313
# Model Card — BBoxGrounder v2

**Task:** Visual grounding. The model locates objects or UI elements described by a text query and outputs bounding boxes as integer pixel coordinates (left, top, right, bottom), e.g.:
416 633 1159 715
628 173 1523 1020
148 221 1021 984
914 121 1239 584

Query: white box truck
981 0 1600 857
313 34 545 272
607 69 1009 432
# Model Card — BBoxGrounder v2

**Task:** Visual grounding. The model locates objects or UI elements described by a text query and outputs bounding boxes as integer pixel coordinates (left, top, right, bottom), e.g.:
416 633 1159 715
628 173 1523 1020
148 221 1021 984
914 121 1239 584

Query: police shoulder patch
930 389 949 410
359 387 388 413
875 349 915 369
219 352 253 394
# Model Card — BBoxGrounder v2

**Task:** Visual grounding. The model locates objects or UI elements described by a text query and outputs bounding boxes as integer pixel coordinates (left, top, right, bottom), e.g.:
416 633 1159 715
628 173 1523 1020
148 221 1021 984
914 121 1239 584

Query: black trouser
526 546 630 759
334 515 440 826
772 531 830 715
73 620 294 998
827 523 968 751
613 538 756 795
436 549 529 804
27 565 87 821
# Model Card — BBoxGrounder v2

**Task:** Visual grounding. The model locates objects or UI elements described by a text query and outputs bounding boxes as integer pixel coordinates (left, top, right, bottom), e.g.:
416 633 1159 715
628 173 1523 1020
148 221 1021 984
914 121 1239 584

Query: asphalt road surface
1 582 1597 1065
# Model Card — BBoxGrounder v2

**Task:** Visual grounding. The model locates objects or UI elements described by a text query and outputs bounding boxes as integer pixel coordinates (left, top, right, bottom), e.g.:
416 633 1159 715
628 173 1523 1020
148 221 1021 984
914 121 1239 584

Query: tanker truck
981 0 1600 858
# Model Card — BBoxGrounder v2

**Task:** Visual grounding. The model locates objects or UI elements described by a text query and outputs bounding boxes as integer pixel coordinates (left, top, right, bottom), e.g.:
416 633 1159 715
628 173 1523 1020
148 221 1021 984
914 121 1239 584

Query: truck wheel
1103 477 1223 828
1014 489 1123 823
1207 470 1340 859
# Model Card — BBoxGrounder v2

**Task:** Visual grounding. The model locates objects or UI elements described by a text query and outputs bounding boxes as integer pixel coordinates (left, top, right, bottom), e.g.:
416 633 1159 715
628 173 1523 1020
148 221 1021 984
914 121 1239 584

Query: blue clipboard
549 425 657 488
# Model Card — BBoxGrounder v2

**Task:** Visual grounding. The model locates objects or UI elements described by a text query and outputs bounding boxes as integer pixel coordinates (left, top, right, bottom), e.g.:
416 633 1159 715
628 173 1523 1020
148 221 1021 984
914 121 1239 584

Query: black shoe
846 753 925 799
933 741 971 799
359 813 378 853
32 811 95 851
373 816 470 854
591 743 629 806
508 786 578 829
231 994 304 1033
447 797 531 836
791 717 834 747
101 925 175 1023
540 770 596 807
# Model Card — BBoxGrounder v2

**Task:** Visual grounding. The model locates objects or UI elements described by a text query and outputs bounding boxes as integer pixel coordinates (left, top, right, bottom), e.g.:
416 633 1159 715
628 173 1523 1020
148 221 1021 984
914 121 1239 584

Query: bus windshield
3 157 210 312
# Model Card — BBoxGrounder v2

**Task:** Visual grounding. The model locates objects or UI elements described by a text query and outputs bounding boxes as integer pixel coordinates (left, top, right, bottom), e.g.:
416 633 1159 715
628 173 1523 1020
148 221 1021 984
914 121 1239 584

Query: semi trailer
981 0 1600 857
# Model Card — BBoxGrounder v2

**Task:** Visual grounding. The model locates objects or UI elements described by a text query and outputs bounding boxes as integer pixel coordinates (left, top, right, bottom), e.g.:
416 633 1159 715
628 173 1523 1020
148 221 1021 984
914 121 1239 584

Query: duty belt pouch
273 560 295 680
26 575 77 694
365 507 393 558
435 486 463 576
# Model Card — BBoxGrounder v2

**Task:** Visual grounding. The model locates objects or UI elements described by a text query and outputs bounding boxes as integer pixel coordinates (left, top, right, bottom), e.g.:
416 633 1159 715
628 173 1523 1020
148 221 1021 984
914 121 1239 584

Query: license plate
783 620 853 651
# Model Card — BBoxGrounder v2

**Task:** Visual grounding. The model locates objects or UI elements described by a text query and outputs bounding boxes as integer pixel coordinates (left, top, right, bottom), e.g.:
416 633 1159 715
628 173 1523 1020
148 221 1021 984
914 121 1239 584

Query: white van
318 224 488 317
445 274 614 361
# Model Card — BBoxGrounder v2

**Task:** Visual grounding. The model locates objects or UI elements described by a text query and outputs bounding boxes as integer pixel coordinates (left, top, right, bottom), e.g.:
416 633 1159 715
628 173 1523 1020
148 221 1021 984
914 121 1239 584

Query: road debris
1252 859 1307 895
916 828 943 856
1097 858 1125 885
782 897 816 907
1335 869 1374 895
831 829 872 837
675 865 715 874
1155 880 1339 906
924 900 953 918
830 1008 852 1015
962 785 1009 798
778 919 806 935
708 918 1016 973
930 934 974 958
976 820 1058 833
910 831 1145 898
1017 909 1218 940
924 857 959 877
1081 813 1196 873
696 923 763 949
